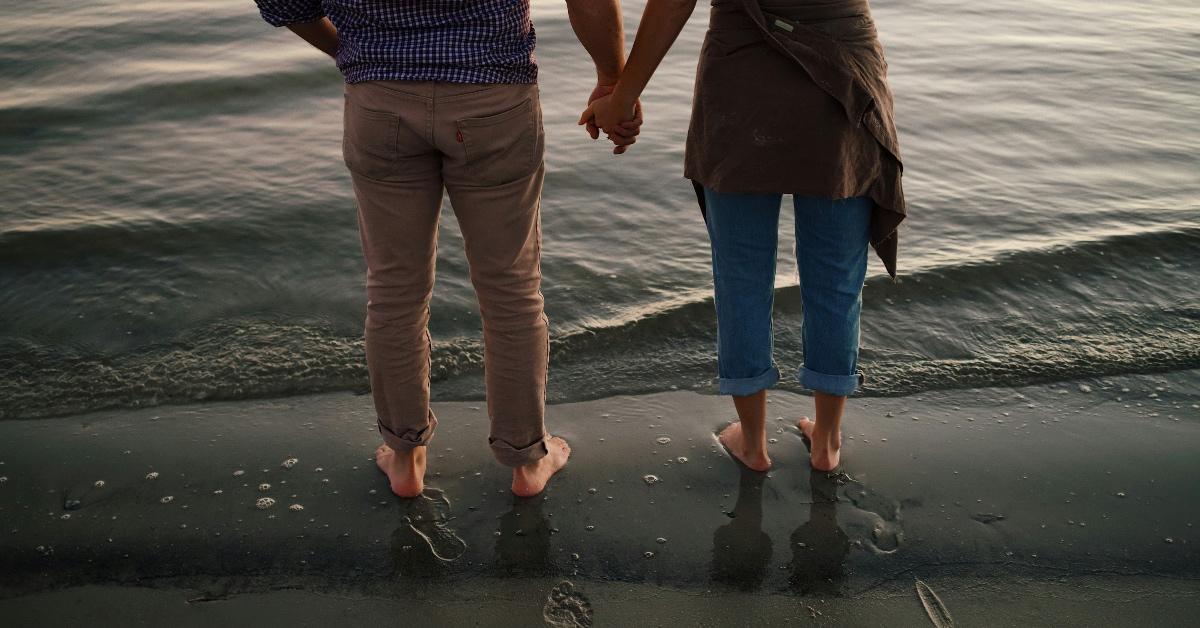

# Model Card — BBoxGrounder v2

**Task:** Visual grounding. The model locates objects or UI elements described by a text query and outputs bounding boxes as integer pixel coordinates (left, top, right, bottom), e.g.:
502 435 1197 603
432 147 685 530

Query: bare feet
718 421 771 472
798 417 841 471
511 436 571 498
375 444 426 498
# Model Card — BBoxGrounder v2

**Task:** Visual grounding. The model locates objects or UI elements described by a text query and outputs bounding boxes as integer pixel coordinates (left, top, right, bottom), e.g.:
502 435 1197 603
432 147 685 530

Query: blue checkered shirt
255 1 537 84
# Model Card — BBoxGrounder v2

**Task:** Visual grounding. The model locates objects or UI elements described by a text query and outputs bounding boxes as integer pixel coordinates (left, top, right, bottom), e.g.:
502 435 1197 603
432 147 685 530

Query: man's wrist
596 70 622 87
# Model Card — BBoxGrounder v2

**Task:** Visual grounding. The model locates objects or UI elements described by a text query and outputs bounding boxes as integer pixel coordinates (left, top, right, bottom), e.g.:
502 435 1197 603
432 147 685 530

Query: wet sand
0 370 1197 625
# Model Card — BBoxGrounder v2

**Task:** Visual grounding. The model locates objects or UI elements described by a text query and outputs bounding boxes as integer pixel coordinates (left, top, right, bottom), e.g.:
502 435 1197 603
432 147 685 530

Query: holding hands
567 0 697 155
581 84 643 155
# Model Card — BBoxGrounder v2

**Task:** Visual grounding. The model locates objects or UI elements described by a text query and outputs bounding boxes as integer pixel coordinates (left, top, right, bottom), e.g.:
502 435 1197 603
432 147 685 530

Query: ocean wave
1 225 1197 419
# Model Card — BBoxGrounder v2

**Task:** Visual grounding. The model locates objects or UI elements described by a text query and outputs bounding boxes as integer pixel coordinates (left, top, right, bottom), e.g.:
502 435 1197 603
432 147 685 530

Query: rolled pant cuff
718 366 780 396
378 413 437 452
489 433 550 467
798 367 863 397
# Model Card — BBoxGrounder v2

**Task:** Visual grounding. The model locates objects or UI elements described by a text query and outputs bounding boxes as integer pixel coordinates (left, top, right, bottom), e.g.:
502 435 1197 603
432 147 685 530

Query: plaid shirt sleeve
254 1 325 27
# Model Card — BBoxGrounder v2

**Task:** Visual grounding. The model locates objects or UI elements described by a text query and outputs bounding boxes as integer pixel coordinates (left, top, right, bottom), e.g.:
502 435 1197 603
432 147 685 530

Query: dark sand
1 371 1197 625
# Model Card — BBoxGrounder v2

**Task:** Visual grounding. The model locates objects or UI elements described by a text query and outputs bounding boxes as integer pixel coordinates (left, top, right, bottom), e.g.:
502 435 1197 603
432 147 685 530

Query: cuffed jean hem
718 366 780 396
378 413 437 452
489 433 550 467
798 367 864 397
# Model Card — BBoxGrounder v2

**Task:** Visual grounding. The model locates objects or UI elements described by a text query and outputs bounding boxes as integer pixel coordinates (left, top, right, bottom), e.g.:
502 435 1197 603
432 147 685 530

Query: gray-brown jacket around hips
686 0 906 277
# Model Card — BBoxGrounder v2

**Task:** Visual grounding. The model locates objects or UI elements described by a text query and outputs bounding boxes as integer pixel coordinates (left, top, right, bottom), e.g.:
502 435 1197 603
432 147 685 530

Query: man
254 0 640 497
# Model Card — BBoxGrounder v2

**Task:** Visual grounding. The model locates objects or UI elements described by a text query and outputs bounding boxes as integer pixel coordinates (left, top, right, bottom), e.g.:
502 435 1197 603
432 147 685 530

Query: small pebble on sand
289 504 304 511
0 476 7 483
643 475 661 485
656 537 667 544
145 472 159 480
160 496 174 504
281 458 298 469
644 551 655 559
233 470 245 477
656 436 671 445
93 480 105 488
677 457 688 463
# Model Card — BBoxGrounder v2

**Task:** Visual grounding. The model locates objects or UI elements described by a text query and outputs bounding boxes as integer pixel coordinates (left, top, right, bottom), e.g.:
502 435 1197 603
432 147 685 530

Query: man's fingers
609 124 640 138
586 119 599 140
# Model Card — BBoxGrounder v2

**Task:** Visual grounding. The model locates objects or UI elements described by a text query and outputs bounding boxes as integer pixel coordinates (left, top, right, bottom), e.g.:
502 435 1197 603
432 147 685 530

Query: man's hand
585 84 643 154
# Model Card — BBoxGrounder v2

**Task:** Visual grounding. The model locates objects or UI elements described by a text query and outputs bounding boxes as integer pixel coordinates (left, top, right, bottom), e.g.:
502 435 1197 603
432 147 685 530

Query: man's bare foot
798 417 841 471
375 444 426 498
512 436 571 498
718 421 771 472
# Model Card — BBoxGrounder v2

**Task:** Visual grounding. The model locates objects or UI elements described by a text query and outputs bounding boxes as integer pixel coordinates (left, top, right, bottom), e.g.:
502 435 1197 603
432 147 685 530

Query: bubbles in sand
676 457 688 463
1078 384 1093 393
93 480 105 488
233 470 245 477
160 496 174 504
144 472 159 480
256 497 276 510
64 499 81 511
0 476 7 483
656 537 667 544
60 514 71 520
587 488 598 494
288 504 304 511
655 436 672 445
643 551 655 558
258 483 271 492
643 475 660 485
281 458 298 469
1116 491 1127 498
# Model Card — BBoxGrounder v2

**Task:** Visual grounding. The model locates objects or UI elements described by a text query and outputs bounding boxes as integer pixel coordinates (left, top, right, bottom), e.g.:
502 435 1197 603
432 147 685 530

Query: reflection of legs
704 187 783 472
495 495 552 575
793 195 871 471
790 468 851 594
711 468 773 590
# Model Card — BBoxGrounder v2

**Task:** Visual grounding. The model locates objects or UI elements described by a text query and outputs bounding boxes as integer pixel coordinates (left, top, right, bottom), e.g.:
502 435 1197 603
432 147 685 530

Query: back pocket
343 98 399 181
456 98 536 187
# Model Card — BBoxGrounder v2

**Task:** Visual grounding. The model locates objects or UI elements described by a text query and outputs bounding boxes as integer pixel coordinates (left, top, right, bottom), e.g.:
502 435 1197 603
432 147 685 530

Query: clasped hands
578 84 643 155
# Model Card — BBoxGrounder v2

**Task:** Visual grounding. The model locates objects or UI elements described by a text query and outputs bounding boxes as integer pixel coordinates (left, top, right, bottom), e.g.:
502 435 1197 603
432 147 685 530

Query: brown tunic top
685 0 906 277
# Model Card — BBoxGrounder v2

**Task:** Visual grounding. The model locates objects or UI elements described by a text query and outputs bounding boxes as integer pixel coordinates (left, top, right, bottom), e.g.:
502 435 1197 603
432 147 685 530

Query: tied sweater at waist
686 0 906 277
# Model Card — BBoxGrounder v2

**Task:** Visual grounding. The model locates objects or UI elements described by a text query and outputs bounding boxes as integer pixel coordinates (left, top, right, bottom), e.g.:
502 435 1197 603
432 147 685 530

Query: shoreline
1 370 1196 623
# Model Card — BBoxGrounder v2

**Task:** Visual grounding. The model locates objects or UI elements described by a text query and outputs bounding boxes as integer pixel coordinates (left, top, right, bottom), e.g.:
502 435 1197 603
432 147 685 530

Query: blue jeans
704 188 871 397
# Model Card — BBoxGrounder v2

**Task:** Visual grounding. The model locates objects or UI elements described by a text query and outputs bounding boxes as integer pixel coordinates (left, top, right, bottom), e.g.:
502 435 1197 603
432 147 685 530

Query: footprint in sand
403 488 466 562
543 580 593 628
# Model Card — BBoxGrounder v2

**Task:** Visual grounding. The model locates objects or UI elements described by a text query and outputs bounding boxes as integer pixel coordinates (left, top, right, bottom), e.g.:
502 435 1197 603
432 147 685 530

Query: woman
582 0 906 472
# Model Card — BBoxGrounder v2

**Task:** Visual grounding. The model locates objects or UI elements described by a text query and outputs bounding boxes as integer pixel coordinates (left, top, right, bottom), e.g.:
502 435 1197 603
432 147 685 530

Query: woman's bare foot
718 421 771 472
798 417 841 471
375 444 426 498
512 436 571 497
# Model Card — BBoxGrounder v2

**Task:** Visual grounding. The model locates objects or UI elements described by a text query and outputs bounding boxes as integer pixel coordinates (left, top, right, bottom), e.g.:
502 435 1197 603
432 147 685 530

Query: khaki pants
343 81 548 467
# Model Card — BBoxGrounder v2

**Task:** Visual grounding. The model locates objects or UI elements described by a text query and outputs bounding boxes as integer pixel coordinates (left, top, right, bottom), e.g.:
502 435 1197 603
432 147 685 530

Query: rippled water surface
1 0 1197 417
